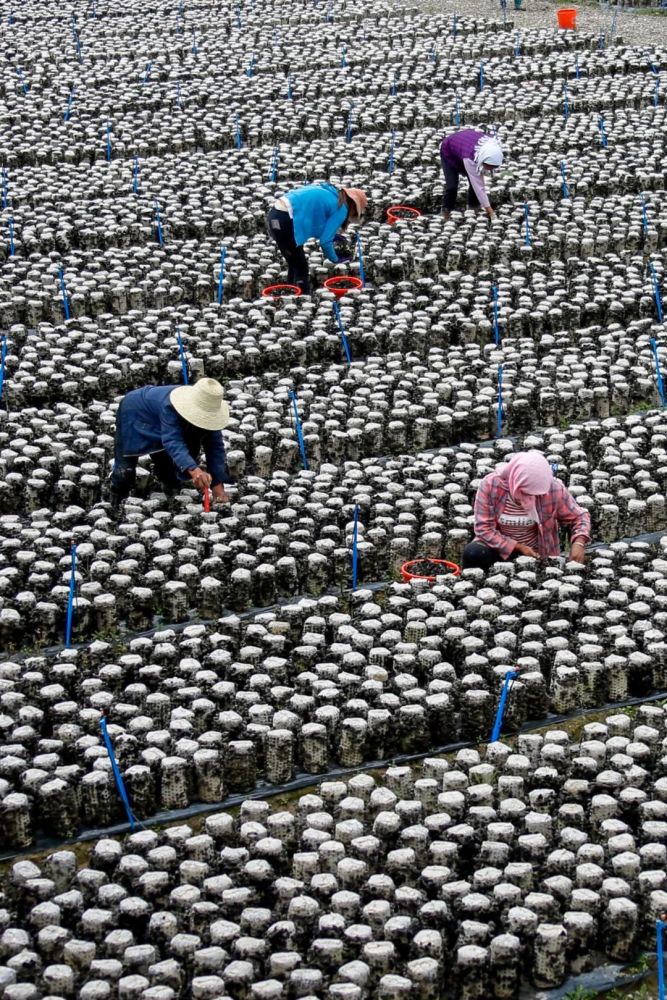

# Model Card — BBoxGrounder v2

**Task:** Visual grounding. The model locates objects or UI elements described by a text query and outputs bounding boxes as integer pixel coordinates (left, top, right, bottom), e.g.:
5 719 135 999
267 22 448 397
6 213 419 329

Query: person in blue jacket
109 378 233 509
266 183 368 293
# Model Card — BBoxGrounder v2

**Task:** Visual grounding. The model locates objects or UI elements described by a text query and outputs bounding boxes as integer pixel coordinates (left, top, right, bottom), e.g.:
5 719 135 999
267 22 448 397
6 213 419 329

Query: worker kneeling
109 378 233 509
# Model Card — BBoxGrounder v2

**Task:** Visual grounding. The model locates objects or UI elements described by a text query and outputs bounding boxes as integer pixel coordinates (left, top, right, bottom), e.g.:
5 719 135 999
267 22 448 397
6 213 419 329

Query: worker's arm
320 204 350 262
473 476 520 560
160 402 200 475
202 430 233 489
554 481 591 562
462 158 491 210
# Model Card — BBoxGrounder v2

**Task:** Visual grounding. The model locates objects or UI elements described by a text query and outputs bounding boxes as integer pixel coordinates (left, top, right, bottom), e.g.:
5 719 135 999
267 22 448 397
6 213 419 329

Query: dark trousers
110 403 185 503
462 541 518 571
442 161 480 213
266 207 310 293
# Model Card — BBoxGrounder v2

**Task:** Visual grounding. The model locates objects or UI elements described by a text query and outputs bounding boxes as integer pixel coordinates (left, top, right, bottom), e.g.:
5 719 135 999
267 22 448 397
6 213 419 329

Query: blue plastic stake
523 202 531 247
551 462 559 476
287 74 293 100
132 155 139 194
356 232 366 287
575 53 580 79
0 335 7 403
64 85 75 122
351 504 360 590
143 61 152 84
288 391 309 470
90 0 96 17
454 95 461 126
490 670 519 742
216 245 226 305
333 300 352 364
154 199 164 246
16 68 28 95
58 268 71 320
191 28 198 56
388 130 395 175
390 72 397 97
235 5 241 27
654 78 660 108
8 218 14 256
430 41 437 63
105 122 112 161
514 30 521 57
341 45 347 68
246 55 255 77
479 61 485 91
100 714 137 830
649 262 664 323
657 919 666 1000
561 160 570 199
452 14 457 36
496 364 504 438
598 115 607 147
598 29 605 50
651 338 666 406
500 0 507 25
8 11 14 24
563 82 569 119
270 146 279 182
492 287 501 345
176 328 189 384
641 194 649 233
64 543 77 647
235 114 242 149
175 82 182 109
1 170 7 211
326 0 333 20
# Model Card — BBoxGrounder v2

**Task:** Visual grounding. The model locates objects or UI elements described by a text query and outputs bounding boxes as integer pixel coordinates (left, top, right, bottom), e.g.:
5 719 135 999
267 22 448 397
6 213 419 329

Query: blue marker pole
390 72 397 97
641 194 649 233
235 5 241 27
479 61 485 91
8 218 15 256
176 328 189 384
191 28 198 56
235 114 243 149
492 287 501 345
288 390 309 470
58 268 71 320
270 146 279 182
143 61 152 84
1 170 7 211
490 671 519 742
333 300 352 364
523 202 531 247
561 160 570 198
452 14 457 36
154 199 164 246
100 714 137 830
551 462 559 476
64 85 75 122
514 31 521 57
351 504 360 590
575 53 580 79
246 55 255 77
175 82 182 109
563 82 569 119
654 78 660 108
106 122 112 161
430 41 437 63
0 335 7 403
356 232 366 287
657 918 666 1000
598 115 607 147
287 74 293 100
651 338 666 407
16 68 28 95
500 0 507 25
388 130 395 175
64 543 77 647
496 364 504 438
454 94 461 126
132 155 139 194
649 263 664 323
341 45 347 68
598 29 605 50
216 245 226 305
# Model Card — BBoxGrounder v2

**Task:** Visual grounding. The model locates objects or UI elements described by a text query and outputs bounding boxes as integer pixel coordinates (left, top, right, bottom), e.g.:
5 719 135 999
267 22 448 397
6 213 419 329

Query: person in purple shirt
440 129 504 221
109 378 233 510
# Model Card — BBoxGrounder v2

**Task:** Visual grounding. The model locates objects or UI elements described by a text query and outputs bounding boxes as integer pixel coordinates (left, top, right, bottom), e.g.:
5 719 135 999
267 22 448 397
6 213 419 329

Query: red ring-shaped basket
401 558 461 582
324 275 364 298
262 283 303 299
387 205 422 224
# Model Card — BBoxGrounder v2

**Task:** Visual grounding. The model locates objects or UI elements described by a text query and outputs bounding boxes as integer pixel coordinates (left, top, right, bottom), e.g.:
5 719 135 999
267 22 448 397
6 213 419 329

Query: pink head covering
497 451 553 523
342 188 368 220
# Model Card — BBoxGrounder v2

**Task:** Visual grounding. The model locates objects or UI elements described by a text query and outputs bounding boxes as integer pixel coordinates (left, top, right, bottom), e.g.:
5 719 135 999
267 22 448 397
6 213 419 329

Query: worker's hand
514 542 540 559
189 466 212 492
485 206 495 219
212 485 231 504
569 541 586 564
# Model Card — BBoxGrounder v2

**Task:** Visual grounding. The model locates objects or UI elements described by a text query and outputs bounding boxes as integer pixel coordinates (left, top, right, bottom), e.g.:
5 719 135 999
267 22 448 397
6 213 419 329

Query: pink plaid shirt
473 473 591 559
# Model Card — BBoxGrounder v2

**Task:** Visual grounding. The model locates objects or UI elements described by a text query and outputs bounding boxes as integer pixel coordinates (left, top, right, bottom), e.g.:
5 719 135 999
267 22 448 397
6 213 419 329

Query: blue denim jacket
117 385 232 486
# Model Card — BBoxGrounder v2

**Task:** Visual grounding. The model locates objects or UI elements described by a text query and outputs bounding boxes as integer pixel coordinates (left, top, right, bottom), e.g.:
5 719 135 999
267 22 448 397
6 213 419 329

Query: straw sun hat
170 378 230 431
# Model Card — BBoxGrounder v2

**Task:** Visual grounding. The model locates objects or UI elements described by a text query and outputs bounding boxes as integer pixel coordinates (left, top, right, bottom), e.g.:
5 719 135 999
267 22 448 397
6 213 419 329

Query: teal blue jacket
285 183 349 262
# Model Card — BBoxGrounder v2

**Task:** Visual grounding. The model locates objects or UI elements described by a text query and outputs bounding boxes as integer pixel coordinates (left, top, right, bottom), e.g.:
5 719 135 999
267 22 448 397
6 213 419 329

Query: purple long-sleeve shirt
440 129 491 209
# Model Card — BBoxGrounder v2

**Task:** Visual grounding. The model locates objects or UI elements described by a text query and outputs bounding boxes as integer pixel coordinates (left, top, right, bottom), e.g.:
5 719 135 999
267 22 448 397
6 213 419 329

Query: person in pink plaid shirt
462 451 591 571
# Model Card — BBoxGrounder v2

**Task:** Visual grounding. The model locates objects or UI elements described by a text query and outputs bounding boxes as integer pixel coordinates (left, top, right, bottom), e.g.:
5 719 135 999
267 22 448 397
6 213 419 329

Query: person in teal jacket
266 183 368 293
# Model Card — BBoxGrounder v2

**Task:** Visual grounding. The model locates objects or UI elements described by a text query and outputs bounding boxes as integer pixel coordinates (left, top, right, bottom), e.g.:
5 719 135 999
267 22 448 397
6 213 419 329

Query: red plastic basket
261 283 302 299
324 275 363 298
401 558 461 582
387 205 422 224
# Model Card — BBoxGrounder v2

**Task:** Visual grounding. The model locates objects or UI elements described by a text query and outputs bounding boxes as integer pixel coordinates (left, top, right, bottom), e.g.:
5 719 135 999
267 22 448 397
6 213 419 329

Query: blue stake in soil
246 55 255 77
216 245 226 305
142 61 152 83
64 543 77 647
390 72 397 97
176 328 189 385
64 85 75 121
235 114 243 149
514 31 521 57
175 82 182 109
454 95 461 127
490 671 519 742
500 0 507 25
100 713 138 831
598 115 607 147
654 77 660 108
657 917 666 1000
16 68 28 95
287 74 293 100
388 130 395 175
563 82 569 119
452 14 457 36
523 202 531 247
0 335 7 403
598 29 605 49
269 146 279 182
154 199 164 246
641 193 649 233
8 218 15 257
288 390 309 470
479 61 485 91
351 504 360 590
649 262 664 323
132 156 139 194
356 232 366 287
496 364 504 438
650 338 666 407
333 300 352 364
191 28 198 56
1 170 8 211
105 122 112 161
235 5 241 27
560 160 570 198
492 287 501 345
58 268 71 320
340 45 347 68
430 41 437 63
575 53 580 79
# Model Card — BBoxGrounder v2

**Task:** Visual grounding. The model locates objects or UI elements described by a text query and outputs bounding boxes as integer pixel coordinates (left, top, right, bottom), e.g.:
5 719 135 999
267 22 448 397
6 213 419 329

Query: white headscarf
473 135 504 171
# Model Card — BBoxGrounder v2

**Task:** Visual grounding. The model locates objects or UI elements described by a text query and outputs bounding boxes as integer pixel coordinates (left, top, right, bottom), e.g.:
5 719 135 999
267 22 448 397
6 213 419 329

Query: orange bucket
261 283 302 299
557 7 577 29
400 558 461 583
324 276 363 298
387 205 422 224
